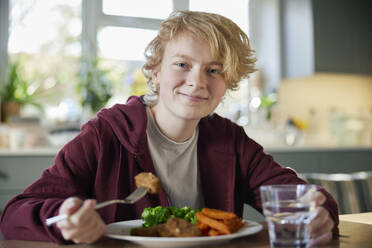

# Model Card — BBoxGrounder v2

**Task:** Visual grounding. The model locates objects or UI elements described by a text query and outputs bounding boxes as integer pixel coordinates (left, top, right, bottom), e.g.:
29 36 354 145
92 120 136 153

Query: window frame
81 0 189 63
0 0 9 86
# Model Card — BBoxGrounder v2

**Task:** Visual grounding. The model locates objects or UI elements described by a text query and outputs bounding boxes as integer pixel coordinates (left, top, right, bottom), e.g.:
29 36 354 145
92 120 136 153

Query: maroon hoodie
0 96 339 243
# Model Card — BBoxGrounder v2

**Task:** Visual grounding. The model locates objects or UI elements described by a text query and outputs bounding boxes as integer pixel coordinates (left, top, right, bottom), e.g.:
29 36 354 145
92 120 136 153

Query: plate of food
104 207 263 248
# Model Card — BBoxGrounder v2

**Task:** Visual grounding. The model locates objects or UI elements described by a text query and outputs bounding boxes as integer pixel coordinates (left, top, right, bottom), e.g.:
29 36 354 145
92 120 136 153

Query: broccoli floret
141 206 201 227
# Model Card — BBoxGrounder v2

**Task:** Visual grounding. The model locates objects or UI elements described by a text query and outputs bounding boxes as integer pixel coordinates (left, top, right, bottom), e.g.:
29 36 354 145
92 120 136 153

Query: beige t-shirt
146 107 204 209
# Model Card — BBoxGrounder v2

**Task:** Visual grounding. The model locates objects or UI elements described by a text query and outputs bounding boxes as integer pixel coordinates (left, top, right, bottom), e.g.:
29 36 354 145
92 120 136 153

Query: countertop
0 147 60 156
1 145 372 157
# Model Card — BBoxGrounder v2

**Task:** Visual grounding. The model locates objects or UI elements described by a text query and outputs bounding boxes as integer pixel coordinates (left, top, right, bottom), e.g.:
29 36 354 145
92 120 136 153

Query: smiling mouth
179 93 208 102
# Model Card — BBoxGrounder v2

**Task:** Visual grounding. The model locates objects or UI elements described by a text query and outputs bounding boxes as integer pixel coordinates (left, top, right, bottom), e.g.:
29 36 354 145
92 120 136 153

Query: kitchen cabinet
268 147 372 173
0 151 54 214
249 0 372 93
312 0 372 74
280 0 372 79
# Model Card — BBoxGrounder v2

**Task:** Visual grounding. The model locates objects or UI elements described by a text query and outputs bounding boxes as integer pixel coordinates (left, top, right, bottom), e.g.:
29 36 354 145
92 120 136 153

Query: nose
186 68 207 89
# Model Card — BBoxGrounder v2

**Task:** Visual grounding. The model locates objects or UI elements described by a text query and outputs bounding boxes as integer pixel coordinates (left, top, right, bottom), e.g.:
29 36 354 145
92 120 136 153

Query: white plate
104 219 263 248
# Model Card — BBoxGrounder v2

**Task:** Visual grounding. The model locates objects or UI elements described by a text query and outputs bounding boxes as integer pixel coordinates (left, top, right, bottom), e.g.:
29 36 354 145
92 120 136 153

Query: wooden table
1 220 372 248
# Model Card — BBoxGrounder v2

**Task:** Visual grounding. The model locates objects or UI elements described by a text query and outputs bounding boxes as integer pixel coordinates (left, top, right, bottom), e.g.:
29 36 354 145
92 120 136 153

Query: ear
152 66 161 86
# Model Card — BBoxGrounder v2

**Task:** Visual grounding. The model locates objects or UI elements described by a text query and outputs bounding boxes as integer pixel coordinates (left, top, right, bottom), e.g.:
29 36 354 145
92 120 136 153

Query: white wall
0 0 9 85
278 73 372 146
281 0 314 78
249 0 282 94
249 0 317 93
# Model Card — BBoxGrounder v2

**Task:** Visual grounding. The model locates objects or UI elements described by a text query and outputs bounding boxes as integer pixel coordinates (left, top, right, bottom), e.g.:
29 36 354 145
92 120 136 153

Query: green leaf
77 58 114 112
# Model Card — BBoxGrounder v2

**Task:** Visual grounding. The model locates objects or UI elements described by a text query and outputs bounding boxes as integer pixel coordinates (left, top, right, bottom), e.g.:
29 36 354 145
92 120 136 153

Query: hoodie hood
96 96 148 155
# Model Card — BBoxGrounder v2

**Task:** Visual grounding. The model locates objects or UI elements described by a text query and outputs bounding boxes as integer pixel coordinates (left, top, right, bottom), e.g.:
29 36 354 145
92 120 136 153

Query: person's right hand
56 197 106 244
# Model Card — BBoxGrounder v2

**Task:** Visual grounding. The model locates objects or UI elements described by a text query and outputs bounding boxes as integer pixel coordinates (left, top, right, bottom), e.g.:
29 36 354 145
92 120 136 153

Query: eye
176 62 188 68
207 68 221 75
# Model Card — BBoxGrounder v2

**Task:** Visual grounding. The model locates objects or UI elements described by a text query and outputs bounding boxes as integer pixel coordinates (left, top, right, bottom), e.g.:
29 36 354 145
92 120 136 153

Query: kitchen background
0 0 372 220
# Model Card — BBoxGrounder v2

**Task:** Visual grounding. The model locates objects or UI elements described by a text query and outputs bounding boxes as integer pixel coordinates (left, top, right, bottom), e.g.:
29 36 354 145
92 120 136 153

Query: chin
177 109 210 121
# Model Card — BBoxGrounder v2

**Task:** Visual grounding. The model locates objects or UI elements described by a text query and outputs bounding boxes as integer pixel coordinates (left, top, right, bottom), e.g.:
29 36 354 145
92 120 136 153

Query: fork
45 186 148 226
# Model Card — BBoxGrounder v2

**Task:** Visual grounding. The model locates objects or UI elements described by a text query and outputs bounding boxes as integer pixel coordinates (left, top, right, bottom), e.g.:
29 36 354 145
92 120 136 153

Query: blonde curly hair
142 10 257 93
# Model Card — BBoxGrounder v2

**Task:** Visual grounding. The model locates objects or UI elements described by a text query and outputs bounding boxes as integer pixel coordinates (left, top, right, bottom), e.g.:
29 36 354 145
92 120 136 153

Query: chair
300 171 372 214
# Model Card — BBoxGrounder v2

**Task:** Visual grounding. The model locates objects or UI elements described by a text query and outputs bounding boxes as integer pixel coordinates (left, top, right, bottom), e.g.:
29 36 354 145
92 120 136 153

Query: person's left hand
308 191 335 246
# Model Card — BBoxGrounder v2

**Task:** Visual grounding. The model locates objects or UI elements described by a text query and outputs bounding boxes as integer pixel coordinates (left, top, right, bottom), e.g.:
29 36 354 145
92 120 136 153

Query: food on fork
135 172 162 194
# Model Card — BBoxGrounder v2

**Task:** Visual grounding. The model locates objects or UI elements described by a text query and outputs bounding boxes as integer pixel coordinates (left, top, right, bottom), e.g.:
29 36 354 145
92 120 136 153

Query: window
102 0 173 19
6 0 82 122
98 27 157 61
190 0 249 32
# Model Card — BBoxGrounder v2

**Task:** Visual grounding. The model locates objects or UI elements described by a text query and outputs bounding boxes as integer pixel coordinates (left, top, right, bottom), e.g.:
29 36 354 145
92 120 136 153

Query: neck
150 106 199 143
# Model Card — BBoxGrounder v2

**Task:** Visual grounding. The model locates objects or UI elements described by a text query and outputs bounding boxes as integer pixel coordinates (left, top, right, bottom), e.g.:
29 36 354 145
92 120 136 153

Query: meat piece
163 217 202 237
157 223 174 237
130 225 159 237
134 172 162 194
130 218 201 237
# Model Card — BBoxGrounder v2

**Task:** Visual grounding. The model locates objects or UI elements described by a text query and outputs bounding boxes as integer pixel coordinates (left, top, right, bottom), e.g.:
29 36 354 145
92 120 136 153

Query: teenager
0 11 338 245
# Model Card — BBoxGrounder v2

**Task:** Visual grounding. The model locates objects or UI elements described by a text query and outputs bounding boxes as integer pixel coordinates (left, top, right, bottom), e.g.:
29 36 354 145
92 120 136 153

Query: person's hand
308 191 335 246
56 197 106 244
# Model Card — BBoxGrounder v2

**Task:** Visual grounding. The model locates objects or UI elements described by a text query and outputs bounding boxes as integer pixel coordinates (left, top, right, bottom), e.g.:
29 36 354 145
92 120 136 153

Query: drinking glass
260 184 317 248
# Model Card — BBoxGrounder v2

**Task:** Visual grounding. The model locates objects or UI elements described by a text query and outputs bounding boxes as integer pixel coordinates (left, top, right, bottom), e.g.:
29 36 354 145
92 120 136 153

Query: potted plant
76 58 114 122
0 60 42 123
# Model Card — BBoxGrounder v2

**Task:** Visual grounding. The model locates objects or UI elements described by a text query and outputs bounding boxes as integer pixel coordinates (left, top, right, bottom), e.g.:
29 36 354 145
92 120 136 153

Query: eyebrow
172 54 223 66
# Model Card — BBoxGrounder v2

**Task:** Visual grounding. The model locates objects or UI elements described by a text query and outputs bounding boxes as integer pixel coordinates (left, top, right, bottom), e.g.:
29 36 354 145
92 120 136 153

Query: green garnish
141 206 201 227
